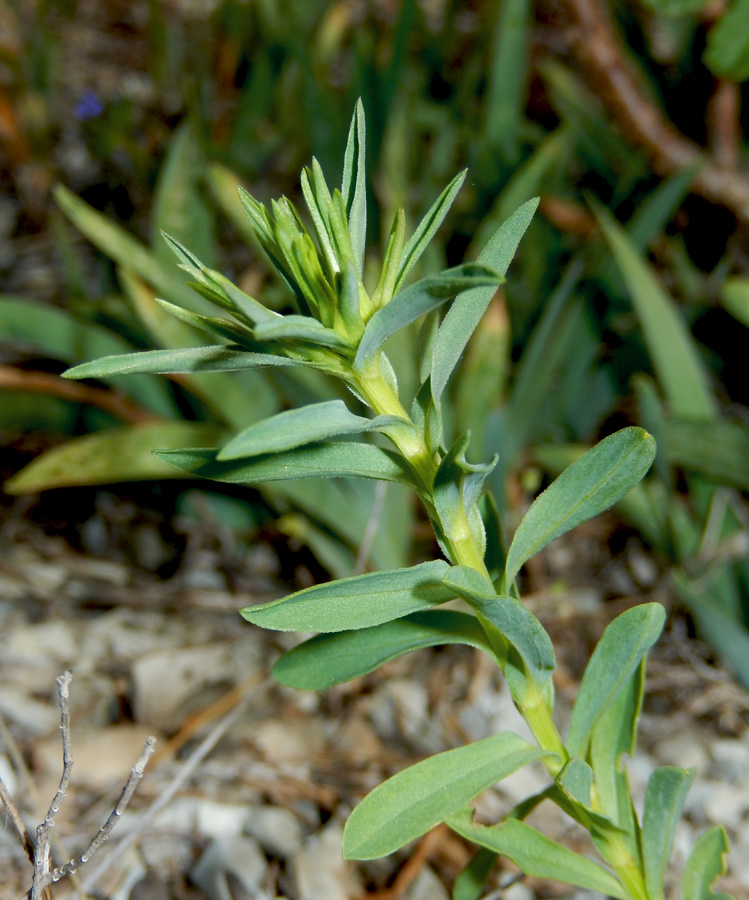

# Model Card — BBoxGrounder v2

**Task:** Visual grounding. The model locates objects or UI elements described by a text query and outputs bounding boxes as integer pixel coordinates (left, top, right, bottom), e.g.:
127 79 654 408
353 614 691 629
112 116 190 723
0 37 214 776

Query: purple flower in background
74 90 104 122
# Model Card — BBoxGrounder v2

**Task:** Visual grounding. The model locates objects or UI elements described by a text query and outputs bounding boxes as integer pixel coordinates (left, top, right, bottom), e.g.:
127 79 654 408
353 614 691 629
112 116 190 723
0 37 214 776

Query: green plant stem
356 355 568 767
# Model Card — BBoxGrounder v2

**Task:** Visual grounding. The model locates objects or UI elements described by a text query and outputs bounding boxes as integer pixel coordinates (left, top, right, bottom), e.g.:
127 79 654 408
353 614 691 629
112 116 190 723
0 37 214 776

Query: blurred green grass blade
0 295 175 417
485 0 531 160
472 129 570 252
661 417 749 489
594 204 716 422
272 610 493 690
721 277 749 327
3 422 225 494
452 848 497 900
54 185 208 315
704 0 749 81
206 163 263 248
672 571 749 688
152 122 216 269
627 166 697 251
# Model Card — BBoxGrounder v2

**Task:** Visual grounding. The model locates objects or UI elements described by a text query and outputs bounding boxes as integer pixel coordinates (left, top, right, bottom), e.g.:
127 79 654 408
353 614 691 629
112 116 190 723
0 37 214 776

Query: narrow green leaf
452 848 497 900
63 346 303 379
301 165 339 275
661 417 749 490
153 122 215 268
356 264 504 372
217 400 406 459
3 423 225 494
443 566 556 690
343 733 549 860
485 0 531 159
567 603 666 758
272 610 493 690
372 208 406 309
394 170 467 293
154 442 415 487
643 766 695 900
681 827 734 900
342 98 367 273
54 185 205 315
589 660 646 831
722 277 749 327
446 808 627 899
254 315 353 351
431 199 538 404
152 298 256 347
505 428 656 585
242 560 452 633
594 204 716 422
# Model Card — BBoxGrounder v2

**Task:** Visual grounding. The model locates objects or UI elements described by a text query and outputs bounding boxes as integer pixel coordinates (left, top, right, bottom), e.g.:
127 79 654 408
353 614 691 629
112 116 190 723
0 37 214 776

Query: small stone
503 883 535 900
253 718 325 763
702 782 749 830
654 727 708 772
132 643 239 730
403 865 449 900
196 800 250 838
292 822 361 900
190 835 268 900
244 805 304 857
6 621 78 667
710 737 749 783
336 717 382 765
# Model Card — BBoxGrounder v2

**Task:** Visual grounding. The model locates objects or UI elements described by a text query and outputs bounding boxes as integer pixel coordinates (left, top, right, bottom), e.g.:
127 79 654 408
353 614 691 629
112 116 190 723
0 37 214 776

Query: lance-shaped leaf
217 400 406 459
394 170 467 294
431 198 538 404
4 423 225 493
301 162 338 275
643 766 695 900
354 264 504 372
567 603 665 758
589 659 646 832
254 315 353 351
446 808 627 899
443 566 555 690
505 428 656 585
342 98 367 273
161 232 280 326
63 346 304 379
154 298 255 347
272 610 493 690
681 827 734 900
154 442 414 486
241 560 452 633
343 733 550 860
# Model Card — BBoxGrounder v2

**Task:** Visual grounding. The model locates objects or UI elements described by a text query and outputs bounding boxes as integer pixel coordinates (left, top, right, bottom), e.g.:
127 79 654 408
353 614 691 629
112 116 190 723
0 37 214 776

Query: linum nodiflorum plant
64 102 734 900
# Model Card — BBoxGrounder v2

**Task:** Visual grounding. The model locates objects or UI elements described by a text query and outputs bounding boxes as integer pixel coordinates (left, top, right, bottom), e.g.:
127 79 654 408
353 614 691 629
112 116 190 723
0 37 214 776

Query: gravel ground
1 484 748 900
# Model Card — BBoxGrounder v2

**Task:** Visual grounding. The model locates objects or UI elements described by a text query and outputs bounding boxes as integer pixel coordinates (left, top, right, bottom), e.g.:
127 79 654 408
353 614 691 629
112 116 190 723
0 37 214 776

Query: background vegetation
2 0 749 682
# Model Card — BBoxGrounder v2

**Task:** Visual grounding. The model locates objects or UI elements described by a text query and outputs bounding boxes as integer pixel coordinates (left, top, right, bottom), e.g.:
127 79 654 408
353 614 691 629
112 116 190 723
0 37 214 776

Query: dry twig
562 0 749 223
0 671 155 900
